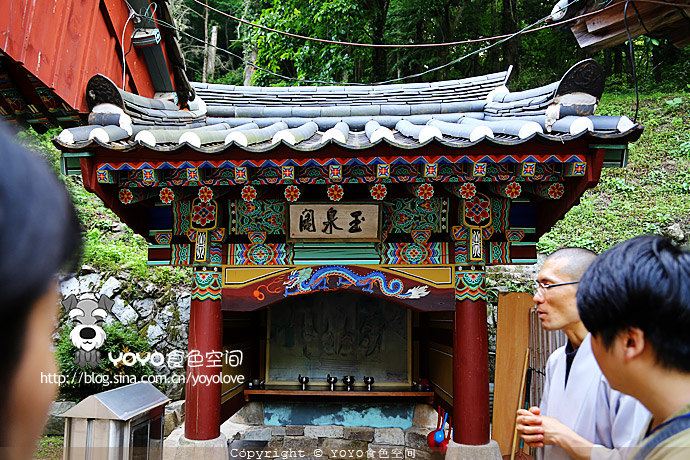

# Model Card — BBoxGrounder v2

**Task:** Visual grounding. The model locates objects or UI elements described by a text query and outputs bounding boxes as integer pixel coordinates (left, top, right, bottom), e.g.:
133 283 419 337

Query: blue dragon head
284 267 313 290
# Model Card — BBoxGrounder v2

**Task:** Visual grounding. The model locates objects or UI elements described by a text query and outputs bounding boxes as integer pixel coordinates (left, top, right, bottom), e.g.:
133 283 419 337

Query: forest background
173 0 689 91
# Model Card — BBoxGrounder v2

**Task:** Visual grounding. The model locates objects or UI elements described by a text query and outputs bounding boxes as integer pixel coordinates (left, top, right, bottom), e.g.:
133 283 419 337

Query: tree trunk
201 0 209 83
603 48 613 77
366 0 390 82
207 25 218 82
623 43 634 85
411 18 424 78
483 0 501 74
244 47 257 86
501 0 519 81
613 45 624 75
437 1 452 80
241 0 262 85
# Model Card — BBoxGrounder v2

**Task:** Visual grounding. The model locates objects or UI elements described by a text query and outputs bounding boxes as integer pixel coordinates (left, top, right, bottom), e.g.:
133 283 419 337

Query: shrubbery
55 322 155 401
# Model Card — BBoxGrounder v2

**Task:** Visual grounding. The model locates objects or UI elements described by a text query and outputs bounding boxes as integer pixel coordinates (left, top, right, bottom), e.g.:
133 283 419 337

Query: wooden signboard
288 203 381 242
492 292 534 456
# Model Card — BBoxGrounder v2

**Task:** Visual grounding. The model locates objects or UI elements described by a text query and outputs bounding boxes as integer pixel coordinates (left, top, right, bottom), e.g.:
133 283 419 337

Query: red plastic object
439 417 453 453
427 406 443 448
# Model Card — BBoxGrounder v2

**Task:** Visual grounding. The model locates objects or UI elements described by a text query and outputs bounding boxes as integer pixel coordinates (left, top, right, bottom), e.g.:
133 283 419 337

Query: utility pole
202 0 209 83
207 25 218 82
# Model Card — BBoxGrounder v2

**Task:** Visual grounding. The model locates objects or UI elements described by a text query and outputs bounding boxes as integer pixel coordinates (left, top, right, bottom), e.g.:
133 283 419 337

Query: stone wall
222 403 446 460
58 266 192 399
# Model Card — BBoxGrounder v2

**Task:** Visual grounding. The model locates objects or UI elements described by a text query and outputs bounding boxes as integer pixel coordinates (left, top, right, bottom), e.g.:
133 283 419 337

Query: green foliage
35 436 63 460
15 127 63 174
56 323 154 401
175 0 690 91
539 91 690 254
15 129 191 288
248 0 368 85
82 228 149 277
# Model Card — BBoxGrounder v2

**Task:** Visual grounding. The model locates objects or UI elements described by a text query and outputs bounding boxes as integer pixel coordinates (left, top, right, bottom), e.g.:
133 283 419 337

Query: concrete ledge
444 440 501 460
166 433 228 460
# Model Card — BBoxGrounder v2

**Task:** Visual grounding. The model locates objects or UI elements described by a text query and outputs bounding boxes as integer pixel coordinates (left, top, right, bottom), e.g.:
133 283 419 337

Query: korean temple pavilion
2 0 642 458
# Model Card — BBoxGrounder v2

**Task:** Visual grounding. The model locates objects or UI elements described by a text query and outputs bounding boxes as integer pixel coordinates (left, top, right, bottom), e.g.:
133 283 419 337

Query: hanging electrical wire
139 0 681 90
121 7 136 89
189 0 689 49
151 14 535 85
148 0 596 86
121 1 159 89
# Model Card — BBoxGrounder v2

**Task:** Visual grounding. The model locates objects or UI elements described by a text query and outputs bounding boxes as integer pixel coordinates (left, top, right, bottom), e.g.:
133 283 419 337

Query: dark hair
0 127 82 429
545 247 598 280
577 236 690 372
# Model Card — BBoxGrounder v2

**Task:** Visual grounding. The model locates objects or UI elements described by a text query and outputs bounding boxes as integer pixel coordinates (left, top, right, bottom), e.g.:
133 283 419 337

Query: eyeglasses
534 280 579 294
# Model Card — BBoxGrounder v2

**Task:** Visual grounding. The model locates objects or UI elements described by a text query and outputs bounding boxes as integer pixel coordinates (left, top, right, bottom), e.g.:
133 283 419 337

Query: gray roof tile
60 61 640 154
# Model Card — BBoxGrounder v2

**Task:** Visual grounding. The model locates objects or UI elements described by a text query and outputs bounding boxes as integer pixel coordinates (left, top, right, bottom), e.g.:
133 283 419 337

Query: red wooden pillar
185 268 223 440
453 270 490 445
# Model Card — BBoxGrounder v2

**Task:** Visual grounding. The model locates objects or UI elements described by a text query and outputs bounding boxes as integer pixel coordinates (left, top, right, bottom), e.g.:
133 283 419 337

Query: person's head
577 236 690 394
0 127 81 456
534 247 597 332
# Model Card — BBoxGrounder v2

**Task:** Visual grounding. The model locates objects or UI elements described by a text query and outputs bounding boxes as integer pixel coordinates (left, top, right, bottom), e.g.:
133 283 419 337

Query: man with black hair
0 126 82 458
516 247 650 460
577 235 690 460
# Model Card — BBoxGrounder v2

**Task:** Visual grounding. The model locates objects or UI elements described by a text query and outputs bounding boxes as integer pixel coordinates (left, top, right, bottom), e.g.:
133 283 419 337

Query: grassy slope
33 436 63 460
539 91 690 253
16 131 189 286
18 91 690 279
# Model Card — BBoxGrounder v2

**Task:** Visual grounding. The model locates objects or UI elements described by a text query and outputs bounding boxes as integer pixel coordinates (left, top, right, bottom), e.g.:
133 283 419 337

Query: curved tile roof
55 59 642 154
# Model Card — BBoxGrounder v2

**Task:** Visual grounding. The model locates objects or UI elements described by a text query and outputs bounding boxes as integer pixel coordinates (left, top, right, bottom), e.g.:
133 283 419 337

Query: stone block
286 425 305 436
60 277 79 298
163 400 185 436
343 427 374 442
412 405 439 430
177 294 191 322
164 411 179 437
272 426 287 436
267 437 285 450
79 273 102 294
112 296 138 325
167 400 186 421
404 427 430 449
283 436 318 452
374 428 405 446
230 402 265 425
134 298 155 317
243 427 272 441
263 437 284 457
147 324 166 344
320 438 368 458
304 425 344 438
444 440 501 460
99 276 122 298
